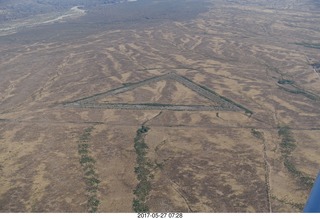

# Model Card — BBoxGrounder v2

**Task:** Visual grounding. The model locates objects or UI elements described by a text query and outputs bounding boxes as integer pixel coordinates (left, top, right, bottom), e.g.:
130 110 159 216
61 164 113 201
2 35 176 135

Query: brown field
0 0 320 213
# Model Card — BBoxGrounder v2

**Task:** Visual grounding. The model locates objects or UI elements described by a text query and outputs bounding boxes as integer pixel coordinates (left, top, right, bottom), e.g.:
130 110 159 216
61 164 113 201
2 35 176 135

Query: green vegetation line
277 125 314 188
78 127 100 213
132 125 153 212
270 194 304 211
294 42 320 49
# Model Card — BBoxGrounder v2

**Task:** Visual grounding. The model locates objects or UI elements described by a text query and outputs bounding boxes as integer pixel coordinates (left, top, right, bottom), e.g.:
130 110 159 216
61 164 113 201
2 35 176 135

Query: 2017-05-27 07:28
137 213 183 218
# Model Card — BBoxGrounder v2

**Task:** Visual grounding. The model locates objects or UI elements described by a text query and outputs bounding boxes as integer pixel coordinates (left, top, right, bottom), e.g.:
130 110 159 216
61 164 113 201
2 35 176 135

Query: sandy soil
0 0 320 213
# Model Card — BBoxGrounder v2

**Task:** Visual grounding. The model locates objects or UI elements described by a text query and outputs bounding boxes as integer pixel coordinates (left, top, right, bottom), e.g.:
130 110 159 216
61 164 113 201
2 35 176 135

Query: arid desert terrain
0 0 320 213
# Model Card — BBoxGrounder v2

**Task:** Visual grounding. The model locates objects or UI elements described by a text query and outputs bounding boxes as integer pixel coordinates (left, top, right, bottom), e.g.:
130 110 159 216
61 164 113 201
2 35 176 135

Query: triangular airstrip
63 72 247 112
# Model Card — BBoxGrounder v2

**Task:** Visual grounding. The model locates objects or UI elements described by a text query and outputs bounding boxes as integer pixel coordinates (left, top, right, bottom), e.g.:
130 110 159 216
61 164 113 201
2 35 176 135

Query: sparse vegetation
2 0 320 213
271 194 304 211
251 128 263 140
277 79 294 85
78 127 100 213
278 125 314 188
294 42 320 49
132 125 153 212
278 126 296 153
138 125 150 134
311 62 320 69
132 125 164 212
266 64 319 101
265 63 318 100
278 86 319 101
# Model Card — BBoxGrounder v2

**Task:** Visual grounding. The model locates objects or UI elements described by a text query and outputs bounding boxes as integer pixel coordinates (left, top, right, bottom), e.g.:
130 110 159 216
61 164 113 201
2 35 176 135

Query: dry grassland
0 0 320 212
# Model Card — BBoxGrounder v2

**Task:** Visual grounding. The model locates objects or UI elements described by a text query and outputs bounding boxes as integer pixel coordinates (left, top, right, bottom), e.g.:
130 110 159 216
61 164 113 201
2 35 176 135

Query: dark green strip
78 127 100 213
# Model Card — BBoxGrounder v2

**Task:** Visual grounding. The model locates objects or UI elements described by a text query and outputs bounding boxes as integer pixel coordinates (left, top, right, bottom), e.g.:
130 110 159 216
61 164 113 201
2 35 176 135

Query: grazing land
0 0 320 213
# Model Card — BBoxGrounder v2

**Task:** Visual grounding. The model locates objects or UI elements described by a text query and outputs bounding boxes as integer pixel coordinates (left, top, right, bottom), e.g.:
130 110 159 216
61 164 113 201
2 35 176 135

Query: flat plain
0 0 320 212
